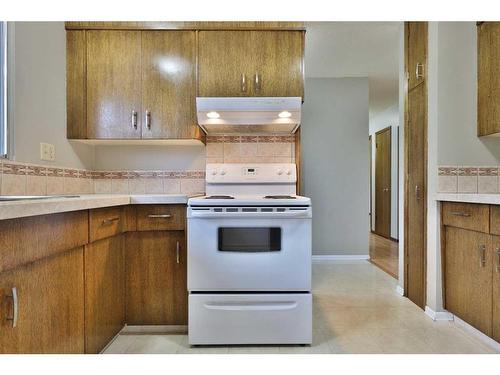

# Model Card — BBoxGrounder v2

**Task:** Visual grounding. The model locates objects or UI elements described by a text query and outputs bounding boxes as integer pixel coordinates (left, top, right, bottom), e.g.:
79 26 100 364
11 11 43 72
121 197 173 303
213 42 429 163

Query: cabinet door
477 22 500 136
198 31 254 97
444 227 493 336
142 31 201 139
492 235 500 342
126 231 187 324
84 236 125 354
251 31 304 97
0 248 84 353
86 30 142 138
405 22 427 90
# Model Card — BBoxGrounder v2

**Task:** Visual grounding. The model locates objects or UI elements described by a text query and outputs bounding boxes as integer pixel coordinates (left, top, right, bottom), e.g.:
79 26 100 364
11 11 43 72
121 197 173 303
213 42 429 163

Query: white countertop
434 193 500 205
0 194 193 221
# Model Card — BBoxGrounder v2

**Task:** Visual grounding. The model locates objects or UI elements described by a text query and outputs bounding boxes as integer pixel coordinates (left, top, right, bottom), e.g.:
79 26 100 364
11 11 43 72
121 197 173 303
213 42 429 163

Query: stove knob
220 170 226 176
277 169 284 175
211 170 218 175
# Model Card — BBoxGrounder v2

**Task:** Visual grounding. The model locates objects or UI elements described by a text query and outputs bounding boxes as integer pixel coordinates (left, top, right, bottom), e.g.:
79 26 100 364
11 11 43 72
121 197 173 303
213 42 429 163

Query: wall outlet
40 143 55 161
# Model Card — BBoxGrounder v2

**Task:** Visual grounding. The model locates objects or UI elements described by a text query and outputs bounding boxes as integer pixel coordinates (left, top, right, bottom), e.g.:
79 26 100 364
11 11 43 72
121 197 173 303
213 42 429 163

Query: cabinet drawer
136 205 186 231
89 207 123 242
442 202 490 233
490 205 500 236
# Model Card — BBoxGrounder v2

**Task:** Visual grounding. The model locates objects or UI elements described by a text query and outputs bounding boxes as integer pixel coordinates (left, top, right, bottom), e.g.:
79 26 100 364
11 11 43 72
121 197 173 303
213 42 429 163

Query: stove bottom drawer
188 293 312 345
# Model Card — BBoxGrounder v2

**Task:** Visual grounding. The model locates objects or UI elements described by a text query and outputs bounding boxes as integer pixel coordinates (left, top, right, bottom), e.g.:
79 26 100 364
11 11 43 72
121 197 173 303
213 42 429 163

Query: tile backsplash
206 135 296 164
0 160 205 196
438 166 500 194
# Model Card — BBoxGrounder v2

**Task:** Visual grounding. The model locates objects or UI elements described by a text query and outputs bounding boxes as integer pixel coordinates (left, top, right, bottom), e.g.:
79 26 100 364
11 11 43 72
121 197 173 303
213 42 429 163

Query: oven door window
218 227 281 252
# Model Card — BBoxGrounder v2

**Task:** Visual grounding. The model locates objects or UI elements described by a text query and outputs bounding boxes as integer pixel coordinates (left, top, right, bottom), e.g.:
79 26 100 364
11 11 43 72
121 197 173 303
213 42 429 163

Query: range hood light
206 111 220 119
278 111 292 118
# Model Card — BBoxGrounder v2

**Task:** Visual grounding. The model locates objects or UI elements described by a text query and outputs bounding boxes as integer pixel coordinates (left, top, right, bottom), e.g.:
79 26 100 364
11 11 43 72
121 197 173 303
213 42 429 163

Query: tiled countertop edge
0 194 193 221
434 193 500 205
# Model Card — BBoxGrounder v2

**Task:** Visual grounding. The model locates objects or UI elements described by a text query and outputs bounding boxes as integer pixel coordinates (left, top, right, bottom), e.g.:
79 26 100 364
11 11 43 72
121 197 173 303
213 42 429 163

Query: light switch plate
40 143 55 161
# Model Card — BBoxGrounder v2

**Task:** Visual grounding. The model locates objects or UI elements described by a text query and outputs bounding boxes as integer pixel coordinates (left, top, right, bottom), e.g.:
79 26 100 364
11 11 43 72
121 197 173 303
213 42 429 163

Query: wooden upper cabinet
86 30 142 139
405 22 427 91
141 31 200 139
198 30 304 97
477 22 500 136
198 31 254 97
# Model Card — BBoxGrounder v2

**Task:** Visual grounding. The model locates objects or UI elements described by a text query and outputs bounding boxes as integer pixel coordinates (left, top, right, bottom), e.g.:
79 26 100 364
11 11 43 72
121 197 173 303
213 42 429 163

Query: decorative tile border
438 165 500 194
0 160 206 196
206 135 296 143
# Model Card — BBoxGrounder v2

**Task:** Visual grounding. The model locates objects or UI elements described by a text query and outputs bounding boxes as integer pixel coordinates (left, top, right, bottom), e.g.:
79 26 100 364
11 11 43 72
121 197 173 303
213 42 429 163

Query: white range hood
196 97 302 135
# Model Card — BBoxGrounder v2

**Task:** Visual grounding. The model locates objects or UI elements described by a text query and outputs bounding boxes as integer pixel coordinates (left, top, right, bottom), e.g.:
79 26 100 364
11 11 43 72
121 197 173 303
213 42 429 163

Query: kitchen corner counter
0 194 194 221
434 193 500 205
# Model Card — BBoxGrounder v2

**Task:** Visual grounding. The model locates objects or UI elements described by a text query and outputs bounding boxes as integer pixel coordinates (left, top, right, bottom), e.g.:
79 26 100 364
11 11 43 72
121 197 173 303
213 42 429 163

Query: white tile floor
104 261 499 354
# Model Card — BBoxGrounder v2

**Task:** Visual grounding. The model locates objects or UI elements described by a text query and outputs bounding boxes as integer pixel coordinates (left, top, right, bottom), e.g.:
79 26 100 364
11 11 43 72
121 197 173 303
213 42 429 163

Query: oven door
187 214 311 291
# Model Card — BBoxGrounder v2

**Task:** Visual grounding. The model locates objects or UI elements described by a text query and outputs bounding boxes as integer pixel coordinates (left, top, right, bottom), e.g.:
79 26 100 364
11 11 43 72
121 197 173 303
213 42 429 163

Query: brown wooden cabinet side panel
66 30 87 139
0 211 89 273
84 236 125 353
0 247 85 353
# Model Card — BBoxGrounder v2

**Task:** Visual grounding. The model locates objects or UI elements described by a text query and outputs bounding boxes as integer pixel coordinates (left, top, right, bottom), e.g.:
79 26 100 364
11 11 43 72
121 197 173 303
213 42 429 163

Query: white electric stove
187 163 312 345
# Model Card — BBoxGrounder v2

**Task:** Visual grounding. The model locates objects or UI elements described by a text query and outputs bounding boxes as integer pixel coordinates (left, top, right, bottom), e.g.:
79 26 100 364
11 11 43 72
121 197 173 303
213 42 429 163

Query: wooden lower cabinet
444 227 493 336
125 230 187 325
84 235 125 353
492 235 500 342
0 248 85 353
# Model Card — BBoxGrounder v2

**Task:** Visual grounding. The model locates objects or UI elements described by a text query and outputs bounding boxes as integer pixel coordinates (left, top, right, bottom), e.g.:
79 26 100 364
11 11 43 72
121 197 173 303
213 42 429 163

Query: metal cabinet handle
147 214 172 219
496 248 500 273
176 241 180 264
131 110 138 130
383 188 390 192
241 74 247 93
254 73 261 92
479 244 486 268
450 211 471 217
415 185 421 201
145 110 151 130
101 217 120 226
6 287 18 328
416 63 424 80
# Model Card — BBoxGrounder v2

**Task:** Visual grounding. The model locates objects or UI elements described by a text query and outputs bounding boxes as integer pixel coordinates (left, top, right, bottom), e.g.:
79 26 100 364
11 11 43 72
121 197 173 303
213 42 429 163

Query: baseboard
424 306 454 321
396 285 404 296
453 316 500 351
312 255 370 262
99 325 127 353
121 325 188 335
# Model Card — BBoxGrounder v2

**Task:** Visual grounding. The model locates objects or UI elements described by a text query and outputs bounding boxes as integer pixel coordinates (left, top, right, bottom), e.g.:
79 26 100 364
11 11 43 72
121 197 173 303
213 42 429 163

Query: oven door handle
204 301 298 311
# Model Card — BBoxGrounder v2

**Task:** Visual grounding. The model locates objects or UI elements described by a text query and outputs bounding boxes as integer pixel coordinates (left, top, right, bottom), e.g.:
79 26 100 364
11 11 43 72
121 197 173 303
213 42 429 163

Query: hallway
369 233 399 278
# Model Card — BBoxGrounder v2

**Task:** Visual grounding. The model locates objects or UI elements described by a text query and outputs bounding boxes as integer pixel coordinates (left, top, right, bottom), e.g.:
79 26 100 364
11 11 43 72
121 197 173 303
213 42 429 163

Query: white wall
301 77 370 256
437 22 500 166
369 104 399 239
10 22 94 169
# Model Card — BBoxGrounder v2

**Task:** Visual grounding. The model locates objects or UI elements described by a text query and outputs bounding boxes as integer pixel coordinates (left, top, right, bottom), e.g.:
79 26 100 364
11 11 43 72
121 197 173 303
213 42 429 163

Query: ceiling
305 22 401 119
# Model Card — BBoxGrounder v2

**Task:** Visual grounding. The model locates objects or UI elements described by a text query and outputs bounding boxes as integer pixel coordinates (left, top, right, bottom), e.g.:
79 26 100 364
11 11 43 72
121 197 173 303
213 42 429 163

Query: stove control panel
206 163 296 184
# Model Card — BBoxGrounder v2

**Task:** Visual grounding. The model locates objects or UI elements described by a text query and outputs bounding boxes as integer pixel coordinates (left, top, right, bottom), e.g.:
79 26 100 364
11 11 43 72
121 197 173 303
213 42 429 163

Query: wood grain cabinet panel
490 205 500 236
492 235 500 342
477 22 500 136
444 227 493 336
89 206 124 242
141 31 201 140
66 30 87 139
406 22 427 90
0 248 85 353
0 211 88 273
126 231 187 324
442 202 490 234
136 204 186 231
86 30 142 139
84 236 125 354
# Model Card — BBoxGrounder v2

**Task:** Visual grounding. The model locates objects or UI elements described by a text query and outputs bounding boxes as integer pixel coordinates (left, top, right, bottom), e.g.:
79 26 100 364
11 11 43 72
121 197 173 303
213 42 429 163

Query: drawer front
0 211 88 273
188 293 312 345
442 202 490 233
89 207 123 242
490 205 500 236
136 205 186 231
